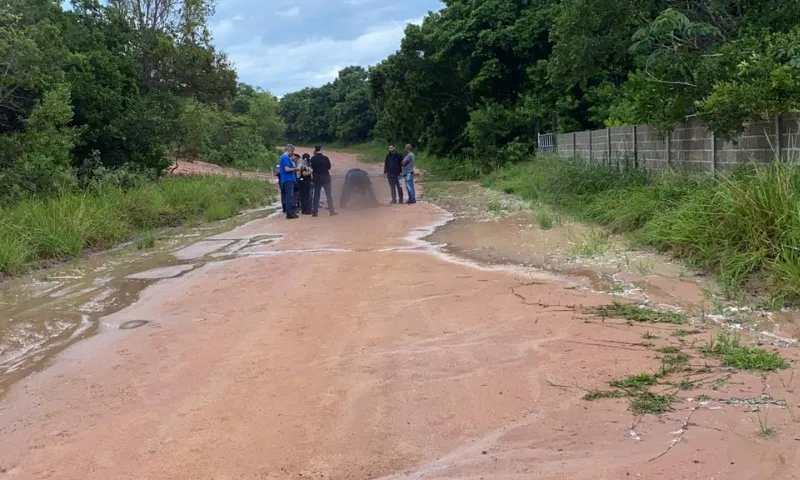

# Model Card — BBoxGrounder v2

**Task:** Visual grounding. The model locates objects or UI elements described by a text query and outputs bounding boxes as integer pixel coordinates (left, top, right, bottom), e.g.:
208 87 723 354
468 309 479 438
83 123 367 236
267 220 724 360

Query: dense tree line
0 0 284 205
279 66 375 144
280 0 800 163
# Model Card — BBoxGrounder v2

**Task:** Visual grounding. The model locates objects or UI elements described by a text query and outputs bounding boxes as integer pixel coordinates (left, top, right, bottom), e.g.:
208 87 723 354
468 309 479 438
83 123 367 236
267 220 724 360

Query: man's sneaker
390 200 397 205
330 212 338 217
312 213 319 217
287 214 299 220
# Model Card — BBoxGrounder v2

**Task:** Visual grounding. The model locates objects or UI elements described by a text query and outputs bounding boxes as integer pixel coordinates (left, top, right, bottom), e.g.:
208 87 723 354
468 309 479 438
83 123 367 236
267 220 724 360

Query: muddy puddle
424 181 800 345
0 207 279 396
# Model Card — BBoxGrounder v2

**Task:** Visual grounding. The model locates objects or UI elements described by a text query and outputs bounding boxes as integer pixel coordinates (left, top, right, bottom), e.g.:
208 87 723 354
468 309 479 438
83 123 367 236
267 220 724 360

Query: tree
247 91 285 148
0 84 77 204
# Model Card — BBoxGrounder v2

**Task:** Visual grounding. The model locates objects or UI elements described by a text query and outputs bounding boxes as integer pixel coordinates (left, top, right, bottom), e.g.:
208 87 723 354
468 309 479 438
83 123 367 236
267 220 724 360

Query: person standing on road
310 145 337 217
402 144 416 205
297 153 313 215
384 145 404 204
279 145 300 220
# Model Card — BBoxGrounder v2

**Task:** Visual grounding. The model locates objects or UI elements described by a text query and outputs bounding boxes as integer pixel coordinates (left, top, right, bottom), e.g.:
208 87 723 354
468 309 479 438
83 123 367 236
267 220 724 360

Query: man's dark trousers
313 178 334 215
387 174 403 204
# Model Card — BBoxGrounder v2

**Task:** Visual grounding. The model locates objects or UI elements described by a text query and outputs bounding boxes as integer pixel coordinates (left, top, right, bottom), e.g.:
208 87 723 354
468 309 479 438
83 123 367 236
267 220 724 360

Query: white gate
538 132 556 154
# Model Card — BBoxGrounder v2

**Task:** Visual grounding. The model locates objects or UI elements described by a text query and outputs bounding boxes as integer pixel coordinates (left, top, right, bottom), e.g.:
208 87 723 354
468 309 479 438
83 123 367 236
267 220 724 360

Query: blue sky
211 0 442 96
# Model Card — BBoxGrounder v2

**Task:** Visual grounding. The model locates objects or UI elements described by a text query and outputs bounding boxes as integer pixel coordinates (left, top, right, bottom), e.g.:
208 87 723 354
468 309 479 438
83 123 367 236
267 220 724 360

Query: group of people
277 144 336 219
276 143 417 220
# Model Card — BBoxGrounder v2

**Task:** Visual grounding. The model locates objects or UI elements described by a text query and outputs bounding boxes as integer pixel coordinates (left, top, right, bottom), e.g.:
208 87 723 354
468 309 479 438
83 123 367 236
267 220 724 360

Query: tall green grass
485 158 800 301
0 175 273 274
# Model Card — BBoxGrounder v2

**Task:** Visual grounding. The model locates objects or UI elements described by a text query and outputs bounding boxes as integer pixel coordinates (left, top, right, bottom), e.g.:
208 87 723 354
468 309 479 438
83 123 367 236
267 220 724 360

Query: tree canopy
0 0 284 205
280 0 800 162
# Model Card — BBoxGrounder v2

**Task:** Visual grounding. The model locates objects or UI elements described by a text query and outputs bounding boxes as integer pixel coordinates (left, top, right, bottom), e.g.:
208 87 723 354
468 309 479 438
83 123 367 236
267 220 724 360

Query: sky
211 0 443 96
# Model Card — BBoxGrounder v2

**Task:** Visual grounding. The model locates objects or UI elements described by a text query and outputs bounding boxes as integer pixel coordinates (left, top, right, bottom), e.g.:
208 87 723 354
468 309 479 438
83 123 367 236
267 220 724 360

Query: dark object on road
119 320 151 330
341 169 378 209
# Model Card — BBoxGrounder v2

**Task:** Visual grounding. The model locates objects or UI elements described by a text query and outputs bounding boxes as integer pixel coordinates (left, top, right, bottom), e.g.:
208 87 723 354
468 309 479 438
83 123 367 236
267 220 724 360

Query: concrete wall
553 114 800 171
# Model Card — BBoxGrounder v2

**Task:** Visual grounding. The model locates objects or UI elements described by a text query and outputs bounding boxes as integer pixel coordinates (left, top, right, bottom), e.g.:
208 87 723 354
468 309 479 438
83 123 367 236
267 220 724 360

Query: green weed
630 393 675 415
676 379 696 390
658 346 681 354
701 332 789 371
583 389 628 401
136 234 156 250
660 350 691 375
487 201 503 213
610 373 658 390
757 412 776 439
672 329 701 337
593 303 687 324
537 210 555 230
570 230 611 258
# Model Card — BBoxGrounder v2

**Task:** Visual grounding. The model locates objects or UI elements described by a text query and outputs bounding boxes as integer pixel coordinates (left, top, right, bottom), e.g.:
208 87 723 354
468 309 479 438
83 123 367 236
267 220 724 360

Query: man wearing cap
310 145 337 217
279 145 301 219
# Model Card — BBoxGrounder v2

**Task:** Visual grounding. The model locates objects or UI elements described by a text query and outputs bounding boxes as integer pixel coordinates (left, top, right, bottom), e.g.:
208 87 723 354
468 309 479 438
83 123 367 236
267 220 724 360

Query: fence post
775 115 783 162
588 130 593 163
710 131 717 171
632 125 639 169
666 132 672 169
606 128 611 165
572 132 577 159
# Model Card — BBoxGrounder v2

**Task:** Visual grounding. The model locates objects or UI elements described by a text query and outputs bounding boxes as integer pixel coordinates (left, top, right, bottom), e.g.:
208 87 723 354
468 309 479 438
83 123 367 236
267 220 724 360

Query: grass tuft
630 392 675 415
583 389 628 401
593 302 687 324
700 332 789 371
610 373 658 390
136 233 156 250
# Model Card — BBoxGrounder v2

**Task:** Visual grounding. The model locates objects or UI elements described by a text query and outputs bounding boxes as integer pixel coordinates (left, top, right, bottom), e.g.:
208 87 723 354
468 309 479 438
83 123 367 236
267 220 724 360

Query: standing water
0 207 277 396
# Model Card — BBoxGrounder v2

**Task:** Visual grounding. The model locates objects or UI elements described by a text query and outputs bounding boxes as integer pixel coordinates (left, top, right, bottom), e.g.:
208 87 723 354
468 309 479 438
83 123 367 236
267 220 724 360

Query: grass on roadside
136 233 156 250
483 158 800 303
0 175 273 274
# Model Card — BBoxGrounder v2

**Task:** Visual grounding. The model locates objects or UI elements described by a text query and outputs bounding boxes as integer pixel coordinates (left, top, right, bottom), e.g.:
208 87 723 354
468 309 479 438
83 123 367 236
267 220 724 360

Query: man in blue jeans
279 145 300 219
402 143 416 204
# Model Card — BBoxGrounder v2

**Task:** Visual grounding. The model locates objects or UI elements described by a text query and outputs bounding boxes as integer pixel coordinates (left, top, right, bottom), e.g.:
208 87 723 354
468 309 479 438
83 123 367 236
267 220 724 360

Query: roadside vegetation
483 159 800 302
1 1 282 275
0 175 272 274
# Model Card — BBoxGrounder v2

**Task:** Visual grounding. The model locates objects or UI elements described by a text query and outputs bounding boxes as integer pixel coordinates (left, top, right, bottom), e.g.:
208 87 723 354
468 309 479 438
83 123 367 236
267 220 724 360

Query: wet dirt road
1 151 798 479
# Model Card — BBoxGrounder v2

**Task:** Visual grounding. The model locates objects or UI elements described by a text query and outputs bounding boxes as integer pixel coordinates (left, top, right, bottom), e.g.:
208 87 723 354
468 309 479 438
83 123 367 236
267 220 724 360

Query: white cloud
211 15 245 38
276 6 301 17
228 17 422 95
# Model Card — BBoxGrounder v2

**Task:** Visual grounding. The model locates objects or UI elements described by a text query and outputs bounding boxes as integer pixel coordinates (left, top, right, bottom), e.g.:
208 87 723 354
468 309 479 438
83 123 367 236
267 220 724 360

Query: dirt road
1 151 797 479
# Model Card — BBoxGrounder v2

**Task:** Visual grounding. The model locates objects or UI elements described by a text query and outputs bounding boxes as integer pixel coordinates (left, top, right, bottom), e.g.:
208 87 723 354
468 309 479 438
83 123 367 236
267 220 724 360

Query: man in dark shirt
383 145 404 204
310 145 337 217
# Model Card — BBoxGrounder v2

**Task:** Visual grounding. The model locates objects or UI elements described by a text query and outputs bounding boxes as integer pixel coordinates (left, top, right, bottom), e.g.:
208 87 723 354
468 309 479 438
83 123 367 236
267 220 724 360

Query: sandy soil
1 150 798 480
169 158 276 182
